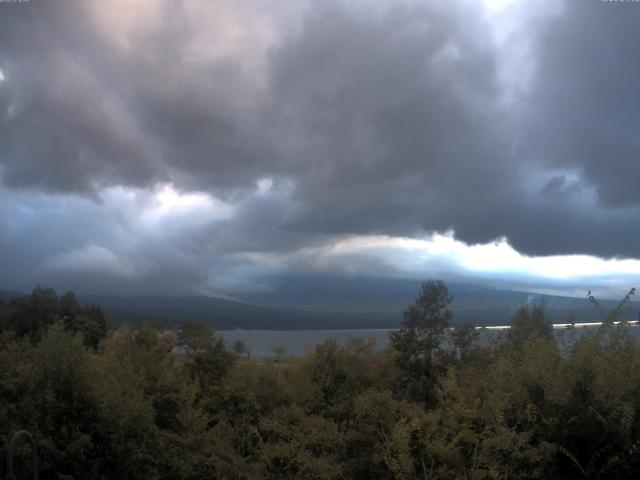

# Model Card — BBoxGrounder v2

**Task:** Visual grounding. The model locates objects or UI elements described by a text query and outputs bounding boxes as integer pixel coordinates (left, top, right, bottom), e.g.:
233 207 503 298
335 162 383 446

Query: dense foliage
0 287 108 348
1 285 640 479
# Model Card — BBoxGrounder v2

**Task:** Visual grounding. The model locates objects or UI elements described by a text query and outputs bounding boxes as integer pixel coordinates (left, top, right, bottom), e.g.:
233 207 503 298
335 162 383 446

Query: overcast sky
1 0 639 299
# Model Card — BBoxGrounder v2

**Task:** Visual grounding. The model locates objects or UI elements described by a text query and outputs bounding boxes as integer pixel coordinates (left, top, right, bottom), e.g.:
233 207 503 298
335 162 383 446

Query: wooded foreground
0 283 639 479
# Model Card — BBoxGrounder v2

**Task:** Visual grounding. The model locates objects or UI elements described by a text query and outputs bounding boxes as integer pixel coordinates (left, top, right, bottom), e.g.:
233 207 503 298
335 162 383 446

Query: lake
217 323 640 357
217 328 392 357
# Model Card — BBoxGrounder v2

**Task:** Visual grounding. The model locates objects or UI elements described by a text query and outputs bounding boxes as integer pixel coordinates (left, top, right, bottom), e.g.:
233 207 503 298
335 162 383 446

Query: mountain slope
3 282 634 330
79 282 637 330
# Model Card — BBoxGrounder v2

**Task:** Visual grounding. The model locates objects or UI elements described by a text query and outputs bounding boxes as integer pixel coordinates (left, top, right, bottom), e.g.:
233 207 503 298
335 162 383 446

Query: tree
588 287 636 325
176 320 215 355
507 304 553 349
10 287 60 343
389 280 453 404
451 322 479 360
259 406 344 479
0 288 107 348
176 321 236 390
27 322 104 479
272 345 287 362
301 338 383 420
71 303 108 349
232 339 250 358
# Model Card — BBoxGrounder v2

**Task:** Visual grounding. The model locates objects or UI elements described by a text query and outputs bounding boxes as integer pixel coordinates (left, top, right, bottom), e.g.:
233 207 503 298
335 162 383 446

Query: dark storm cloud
256 0 640 258
0 0 276 195
0 2 163 193
1 0 640 296
510 0 640 256
0 1 515 235
525 1 640 209
265 1 512 236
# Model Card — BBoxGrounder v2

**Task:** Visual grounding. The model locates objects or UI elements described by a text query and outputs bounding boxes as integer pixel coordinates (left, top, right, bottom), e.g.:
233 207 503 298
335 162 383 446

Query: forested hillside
0 283 639 479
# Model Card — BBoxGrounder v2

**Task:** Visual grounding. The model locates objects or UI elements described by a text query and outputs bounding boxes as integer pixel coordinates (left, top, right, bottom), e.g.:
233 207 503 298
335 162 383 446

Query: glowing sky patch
342 233 640 281
141 183 235 226
256 178 274 195
481 0 515 13
237 232 640 294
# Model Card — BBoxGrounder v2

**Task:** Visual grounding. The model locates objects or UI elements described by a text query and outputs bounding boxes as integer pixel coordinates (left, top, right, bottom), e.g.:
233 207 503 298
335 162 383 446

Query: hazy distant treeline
0 283 639 479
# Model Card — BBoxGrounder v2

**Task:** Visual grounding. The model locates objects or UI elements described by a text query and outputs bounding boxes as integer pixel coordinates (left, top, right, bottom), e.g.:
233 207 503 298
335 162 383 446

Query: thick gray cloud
265 1 510 236
0 0 639 296
513 0 640 256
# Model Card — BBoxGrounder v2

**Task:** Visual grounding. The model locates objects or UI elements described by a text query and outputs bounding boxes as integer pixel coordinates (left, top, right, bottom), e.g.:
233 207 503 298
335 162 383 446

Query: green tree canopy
507 303 553 349
389 280 453 405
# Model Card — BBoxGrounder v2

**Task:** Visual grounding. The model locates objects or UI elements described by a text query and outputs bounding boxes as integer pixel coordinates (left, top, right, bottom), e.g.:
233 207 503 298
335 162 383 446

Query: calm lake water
217 323 640 357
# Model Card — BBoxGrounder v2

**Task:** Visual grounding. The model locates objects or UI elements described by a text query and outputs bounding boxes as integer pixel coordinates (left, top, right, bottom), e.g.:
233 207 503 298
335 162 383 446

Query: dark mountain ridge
2 284 636 330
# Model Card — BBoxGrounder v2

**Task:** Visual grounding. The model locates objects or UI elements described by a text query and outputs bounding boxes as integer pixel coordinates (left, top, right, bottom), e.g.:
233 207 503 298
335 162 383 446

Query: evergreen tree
389 280 452 405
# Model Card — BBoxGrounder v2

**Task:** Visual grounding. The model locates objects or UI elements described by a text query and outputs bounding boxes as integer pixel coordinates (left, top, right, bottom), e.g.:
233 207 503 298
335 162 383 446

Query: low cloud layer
1 0 639 297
